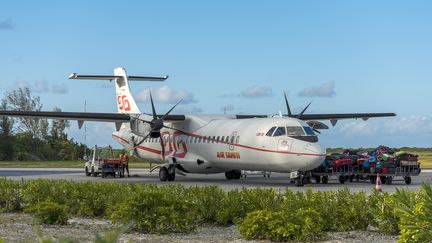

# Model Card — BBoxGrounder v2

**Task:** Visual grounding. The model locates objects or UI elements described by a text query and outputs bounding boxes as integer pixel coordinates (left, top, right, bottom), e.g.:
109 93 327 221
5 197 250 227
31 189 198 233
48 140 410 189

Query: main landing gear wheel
159 167 168 181
159 166 176 182
85 167 90 176
314 175 321 184
225 170 241 180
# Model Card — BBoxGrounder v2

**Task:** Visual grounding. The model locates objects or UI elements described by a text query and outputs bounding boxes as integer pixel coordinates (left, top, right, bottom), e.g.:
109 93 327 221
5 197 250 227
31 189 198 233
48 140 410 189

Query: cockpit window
303 126 316 136
273 127 286 136
286 126 305 136
266 127 276 136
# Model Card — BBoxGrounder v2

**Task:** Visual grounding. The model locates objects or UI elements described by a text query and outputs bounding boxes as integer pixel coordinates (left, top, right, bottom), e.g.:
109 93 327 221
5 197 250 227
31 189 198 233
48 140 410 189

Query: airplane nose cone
304 143 326 170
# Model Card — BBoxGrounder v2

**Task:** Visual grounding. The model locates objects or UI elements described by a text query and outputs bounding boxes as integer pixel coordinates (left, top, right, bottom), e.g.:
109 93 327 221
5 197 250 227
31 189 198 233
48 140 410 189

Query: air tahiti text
217 151 241 159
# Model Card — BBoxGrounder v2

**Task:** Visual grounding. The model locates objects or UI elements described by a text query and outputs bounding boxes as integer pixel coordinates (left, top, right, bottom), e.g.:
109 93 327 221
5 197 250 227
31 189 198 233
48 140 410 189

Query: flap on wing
298 113 396 120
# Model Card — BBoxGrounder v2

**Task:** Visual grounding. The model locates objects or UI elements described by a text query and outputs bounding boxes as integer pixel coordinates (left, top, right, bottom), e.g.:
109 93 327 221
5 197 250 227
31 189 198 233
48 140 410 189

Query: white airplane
0 67 396 186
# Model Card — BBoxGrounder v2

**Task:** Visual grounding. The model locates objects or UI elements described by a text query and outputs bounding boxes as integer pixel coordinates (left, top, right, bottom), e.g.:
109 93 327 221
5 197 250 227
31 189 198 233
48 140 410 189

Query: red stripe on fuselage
112 133 325 157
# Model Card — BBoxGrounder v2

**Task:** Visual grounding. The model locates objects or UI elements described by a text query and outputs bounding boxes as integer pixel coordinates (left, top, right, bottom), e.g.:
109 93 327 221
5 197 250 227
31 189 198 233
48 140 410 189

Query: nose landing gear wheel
294 175 304 187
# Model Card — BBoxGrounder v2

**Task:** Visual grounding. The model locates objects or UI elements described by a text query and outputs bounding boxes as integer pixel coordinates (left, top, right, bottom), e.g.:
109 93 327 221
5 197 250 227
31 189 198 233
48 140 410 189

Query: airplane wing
0 110 186 121
0 110 186 131
236 112 396 127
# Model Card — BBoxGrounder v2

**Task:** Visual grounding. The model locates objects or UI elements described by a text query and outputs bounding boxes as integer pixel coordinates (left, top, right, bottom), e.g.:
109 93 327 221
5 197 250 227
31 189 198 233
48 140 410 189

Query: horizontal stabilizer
68 73 168 81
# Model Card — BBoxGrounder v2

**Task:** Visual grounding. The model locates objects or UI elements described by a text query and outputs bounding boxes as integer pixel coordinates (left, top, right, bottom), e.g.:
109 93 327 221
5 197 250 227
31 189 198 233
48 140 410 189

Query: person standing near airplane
120 150 130 177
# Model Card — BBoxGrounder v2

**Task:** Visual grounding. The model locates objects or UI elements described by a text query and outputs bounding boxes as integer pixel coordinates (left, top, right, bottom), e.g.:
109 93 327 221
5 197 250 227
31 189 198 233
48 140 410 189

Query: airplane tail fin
69 67 168 114
113 67 141 114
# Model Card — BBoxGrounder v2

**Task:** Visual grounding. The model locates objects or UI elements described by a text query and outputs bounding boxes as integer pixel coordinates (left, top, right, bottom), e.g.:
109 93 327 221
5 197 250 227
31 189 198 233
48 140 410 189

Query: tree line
0 87 87 161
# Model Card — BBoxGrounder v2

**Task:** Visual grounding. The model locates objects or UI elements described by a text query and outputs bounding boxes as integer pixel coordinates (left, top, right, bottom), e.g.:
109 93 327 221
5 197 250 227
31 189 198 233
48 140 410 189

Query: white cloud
33 80 49 93
298 81 336 98
240 85 273 98
11 80 68 94
136 85 196 104
0 18 13 30
52 83 68 94
337 116 432 137
171 105 203 114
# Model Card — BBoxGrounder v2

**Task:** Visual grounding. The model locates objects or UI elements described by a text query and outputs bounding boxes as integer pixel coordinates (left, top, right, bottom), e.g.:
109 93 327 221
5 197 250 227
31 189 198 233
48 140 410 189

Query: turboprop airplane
0 67 396 186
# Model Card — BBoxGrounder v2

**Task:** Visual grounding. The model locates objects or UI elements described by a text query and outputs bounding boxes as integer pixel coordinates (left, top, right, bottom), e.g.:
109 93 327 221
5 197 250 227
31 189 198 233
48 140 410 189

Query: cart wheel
101 172 105 178
349 175 354 182
85 167 90 176
404 176 412 185
339 176 345 184
380 176 387 184
314 175 321 184
322 176 329 184
356 174 360 182
91 167 96 177
370 176 377 184
385 176 393 185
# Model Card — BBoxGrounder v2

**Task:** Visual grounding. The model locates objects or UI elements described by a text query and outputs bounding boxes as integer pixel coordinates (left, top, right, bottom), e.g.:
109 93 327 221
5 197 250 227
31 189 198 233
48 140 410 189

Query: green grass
0 161 151 168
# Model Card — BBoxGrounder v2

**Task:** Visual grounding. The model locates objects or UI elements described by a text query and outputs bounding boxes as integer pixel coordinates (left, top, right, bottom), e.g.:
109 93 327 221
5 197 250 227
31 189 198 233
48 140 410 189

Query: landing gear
85 167 90 176
225 170 241 180
291 171 311 187
294 175 304 186
159 166 176 181
314 175 321 184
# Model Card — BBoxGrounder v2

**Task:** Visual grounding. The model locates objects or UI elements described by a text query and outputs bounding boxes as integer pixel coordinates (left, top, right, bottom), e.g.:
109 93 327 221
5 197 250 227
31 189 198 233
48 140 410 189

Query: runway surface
1 167 431 193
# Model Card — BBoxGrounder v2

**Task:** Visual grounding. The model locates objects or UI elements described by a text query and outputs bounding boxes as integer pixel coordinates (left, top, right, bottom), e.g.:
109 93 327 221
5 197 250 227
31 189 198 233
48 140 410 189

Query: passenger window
286 126 306 136
212 136 216 143
230 136 235 144
266 127 276 136
198 137 202 143
226 136 230 143
221 136 225 143
194 137 198 143
216 136 220 143
236 136 240 143
273 127 286 137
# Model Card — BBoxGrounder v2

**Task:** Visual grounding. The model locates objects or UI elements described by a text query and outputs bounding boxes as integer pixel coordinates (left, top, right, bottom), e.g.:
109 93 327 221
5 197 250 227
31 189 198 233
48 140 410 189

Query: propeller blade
159 133 165 161
149 90 157 119
134 132 152 148
161 99 182 120
298 102 312 119
284 91 292 117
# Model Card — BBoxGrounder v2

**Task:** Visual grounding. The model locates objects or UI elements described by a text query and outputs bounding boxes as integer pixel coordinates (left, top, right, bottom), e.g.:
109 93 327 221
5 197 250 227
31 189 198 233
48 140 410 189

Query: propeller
283 92 311 119
132 90 182 161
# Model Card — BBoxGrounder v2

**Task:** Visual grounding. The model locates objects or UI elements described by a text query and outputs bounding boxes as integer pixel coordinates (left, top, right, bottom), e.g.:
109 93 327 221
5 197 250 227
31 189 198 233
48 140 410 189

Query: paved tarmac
1 167 431 193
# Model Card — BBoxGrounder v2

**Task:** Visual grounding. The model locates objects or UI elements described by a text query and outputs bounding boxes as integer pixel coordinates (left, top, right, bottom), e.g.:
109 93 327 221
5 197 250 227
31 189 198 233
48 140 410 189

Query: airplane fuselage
113 116 326 174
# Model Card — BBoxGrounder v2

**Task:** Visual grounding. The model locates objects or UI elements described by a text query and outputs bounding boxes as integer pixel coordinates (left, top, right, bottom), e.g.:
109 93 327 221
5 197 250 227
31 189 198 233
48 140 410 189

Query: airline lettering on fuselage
217 151 241 159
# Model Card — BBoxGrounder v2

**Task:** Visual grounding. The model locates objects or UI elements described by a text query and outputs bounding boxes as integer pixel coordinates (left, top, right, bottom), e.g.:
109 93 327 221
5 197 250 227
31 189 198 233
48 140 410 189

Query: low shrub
32 201 69 225
110 186 194 233
368 190 400 234
238 209 325 242
396 183 432 242
215 188 282 225
185 186 225 223
0 178 24 212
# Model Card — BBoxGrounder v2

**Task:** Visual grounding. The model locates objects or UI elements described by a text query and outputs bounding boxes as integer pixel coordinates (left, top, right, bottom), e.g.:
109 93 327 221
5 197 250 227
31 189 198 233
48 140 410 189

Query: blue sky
1 1 431 148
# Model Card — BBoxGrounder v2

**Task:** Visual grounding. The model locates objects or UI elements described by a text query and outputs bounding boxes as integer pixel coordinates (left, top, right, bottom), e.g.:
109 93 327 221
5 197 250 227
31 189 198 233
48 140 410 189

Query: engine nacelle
130 114 152 137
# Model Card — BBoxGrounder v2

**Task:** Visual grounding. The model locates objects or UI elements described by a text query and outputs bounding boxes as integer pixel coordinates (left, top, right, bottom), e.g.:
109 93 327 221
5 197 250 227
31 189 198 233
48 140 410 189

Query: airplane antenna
84 100 87 156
